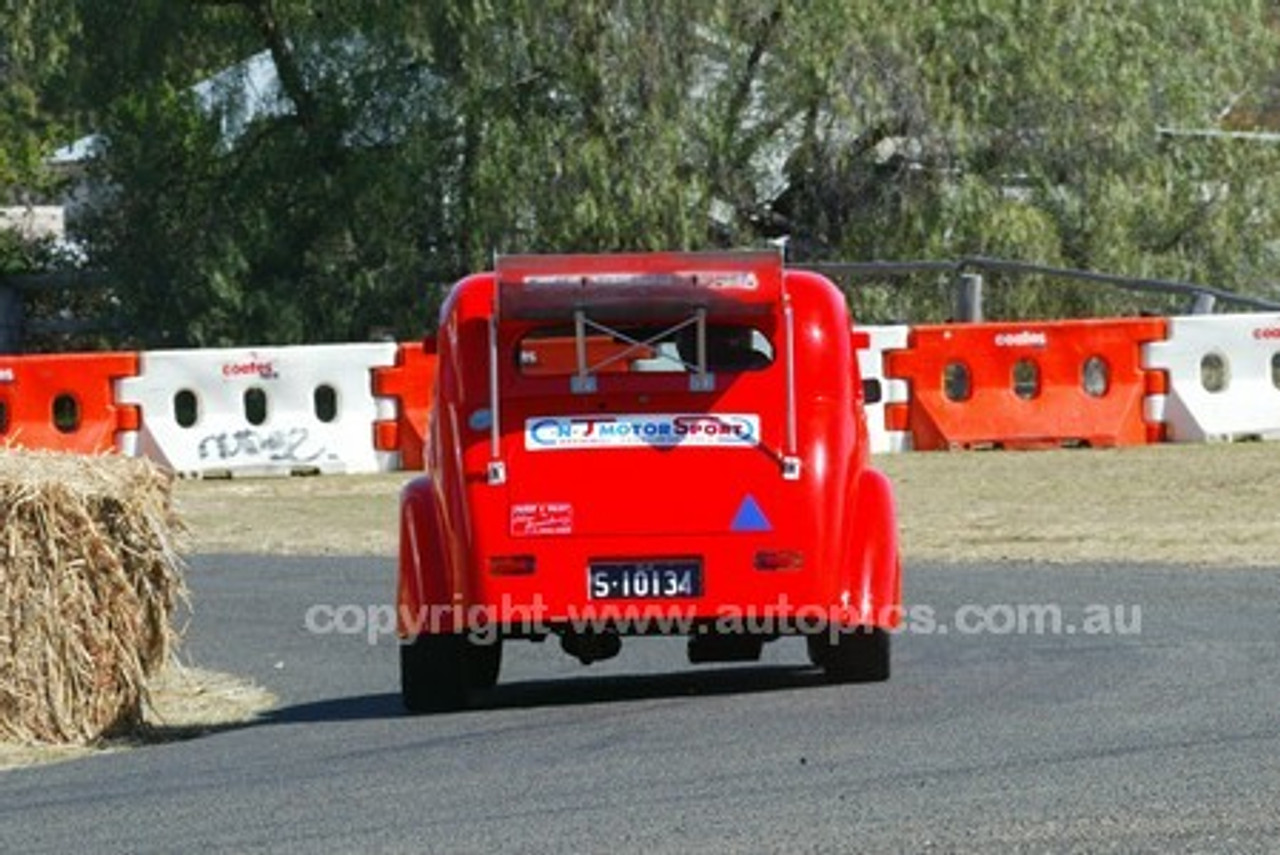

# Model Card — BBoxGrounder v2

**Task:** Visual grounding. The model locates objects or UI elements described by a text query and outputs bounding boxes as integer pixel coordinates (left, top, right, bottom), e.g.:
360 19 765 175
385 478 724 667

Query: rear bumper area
400 533 902 638
398 594 898 639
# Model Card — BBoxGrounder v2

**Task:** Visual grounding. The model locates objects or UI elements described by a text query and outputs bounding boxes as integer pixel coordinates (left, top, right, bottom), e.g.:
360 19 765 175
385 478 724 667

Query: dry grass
175 472 412 556
880 443 1280 567
173 443 1280 567
139 663 277 735
0 740 95 770
1 452 187 745
0 665 276 771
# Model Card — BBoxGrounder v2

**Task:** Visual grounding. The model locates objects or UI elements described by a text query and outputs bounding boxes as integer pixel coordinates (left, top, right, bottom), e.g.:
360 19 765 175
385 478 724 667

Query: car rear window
518 323 774 376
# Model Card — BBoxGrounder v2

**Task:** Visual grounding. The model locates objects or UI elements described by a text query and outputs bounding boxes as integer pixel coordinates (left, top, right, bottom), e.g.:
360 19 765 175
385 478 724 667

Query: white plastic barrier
855 325 911 454
1143 313 1280 442
117 343 400 475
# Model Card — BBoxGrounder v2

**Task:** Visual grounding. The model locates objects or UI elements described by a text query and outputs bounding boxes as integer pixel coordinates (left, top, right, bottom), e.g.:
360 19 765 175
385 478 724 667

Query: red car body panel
398 252 901 639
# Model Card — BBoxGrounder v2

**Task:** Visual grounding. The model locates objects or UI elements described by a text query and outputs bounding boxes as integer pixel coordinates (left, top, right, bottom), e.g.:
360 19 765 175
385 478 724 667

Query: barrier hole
244 388 268 426
53 394 81 433
1013 360 1040 400
943 362 971 402
314 384 338 423
1200 353 1229 393
862 378 883 405
1082 356 1110 398
1272 353 1280 390
0 401 8 435
174 390 199 428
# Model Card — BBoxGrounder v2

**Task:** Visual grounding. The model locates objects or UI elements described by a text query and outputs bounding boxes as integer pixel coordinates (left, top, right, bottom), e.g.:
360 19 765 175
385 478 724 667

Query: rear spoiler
495 251 783 321
484 251 801 484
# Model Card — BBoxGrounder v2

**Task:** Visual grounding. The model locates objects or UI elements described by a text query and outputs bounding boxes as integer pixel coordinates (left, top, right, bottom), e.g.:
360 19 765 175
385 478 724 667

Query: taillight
489 555 536 576
753 550 804 571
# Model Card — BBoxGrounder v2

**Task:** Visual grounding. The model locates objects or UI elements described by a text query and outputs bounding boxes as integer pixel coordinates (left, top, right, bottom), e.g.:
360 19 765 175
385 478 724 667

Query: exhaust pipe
560 629 622 665
687 633 765 664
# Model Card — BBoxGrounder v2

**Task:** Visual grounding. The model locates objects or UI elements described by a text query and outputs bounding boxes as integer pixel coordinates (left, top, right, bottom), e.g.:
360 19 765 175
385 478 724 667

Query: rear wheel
468 638 503 691
807 627 890 683
401 634 503 713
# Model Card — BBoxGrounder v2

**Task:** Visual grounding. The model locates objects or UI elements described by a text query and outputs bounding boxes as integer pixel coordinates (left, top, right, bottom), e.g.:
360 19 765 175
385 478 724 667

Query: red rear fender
398 476 454 636
844 467 902 628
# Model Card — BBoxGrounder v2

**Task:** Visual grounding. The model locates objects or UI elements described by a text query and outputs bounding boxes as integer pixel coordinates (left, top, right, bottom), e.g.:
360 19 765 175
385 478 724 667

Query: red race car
398 251 901 711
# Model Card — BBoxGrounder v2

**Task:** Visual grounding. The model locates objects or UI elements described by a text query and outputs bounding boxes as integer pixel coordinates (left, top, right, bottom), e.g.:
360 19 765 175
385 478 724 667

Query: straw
0 451 188 745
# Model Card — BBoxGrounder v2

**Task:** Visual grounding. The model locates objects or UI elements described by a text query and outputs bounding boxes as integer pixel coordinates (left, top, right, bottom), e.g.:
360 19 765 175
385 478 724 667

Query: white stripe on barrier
855 325 911 454
1142 313 1280 442
116 343 399 475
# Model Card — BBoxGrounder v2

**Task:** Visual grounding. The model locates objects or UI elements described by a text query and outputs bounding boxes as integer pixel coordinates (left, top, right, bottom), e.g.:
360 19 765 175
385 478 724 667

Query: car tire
467 638 503 691
807 627 890 683
401 634 503 713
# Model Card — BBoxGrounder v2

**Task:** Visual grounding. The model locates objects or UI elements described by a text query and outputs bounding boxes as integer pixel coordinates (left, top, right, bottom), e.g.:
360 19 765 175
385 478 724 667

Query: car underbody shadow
482 664 828 711
264 664 830 724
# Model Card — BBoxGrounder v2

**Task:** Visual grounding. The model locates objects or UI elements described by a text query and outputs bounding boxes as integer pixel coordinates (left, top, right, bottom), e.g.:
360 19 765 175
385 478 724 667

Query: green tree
76 1 454 345
0 0 83 199
773 0 1280 319
45 0 1280 343
76 1 787 344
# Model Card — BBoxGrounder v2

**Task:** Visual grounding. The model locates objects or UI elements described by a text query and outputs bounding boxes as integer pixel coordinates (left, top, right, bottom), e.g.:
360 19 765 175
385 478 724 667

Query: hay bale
0 450 187 745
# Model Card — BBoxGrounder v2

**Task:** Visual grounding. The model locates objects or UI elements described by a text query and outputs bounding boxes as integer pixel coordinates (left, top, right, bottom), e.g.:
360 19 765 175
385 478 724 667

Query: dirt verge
173 444 1280 567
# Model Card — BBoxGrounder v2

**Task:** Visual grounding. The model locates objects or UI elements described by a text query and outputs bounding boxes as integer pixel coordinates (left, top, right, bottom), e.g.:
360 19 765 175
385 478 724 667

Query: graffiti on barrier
197 427 332 463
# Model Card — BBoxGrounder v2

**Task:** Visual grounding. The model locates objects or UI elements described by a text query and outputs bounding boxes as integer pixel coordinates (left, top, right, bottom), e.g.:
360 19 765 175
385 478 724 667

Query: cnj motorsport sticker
524 414 760 451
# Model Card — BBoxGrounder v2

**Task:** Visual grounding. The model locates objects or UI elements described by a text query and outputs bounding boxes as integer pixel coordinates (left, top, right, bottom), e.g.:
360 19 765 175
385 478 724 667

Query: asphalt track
2 555 1279 853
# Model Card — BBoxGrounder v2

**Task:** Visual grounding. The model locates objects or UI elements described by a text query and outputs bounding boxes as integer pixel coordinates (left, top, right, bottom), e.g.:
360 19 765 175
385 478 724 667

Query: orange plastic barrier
884 319 1168 450
0 353 140 453
372 342 438 470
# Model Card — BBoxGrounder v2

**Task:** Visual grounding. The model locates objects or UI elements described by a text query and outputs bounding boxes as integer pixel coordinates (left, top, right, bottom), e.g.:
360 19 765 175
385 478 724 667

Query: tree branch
193 0 320 132
724 5 784 136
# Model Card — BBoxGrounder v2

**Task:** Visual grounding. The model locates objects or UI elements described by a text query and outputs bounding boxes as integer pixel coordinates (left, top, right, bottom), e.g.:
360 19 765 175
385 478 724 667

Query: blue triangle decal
730 494 772 532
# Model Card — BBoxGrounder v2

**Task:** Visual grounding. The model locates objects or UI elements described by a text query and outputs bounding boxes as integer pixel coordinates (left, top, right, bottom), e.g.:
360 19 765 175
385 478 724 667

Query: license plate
588 560 702 600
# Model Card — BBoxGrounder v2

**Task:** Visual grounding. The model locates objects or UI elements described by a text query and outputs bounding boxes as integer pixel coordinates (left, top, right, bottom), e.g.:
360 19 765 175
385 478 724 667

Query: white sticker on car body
510 502 574 536
524 413 760 450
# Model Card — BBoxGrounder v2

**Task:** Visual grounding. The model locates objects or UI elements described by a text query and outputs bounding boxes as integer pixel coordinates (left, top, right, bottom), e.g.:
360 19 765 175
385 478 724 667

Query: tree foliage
0 0 82 198
764 1 1280 316
4 0 1280 344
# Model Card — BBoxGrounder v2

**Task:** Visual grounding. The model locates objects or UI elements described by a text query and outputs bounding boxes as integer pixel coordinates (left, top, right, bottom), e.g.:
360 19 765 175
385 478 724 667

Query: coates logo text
994 331 1048 348
525 414 760 451
221 359 279 380
1253 327 1280 341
